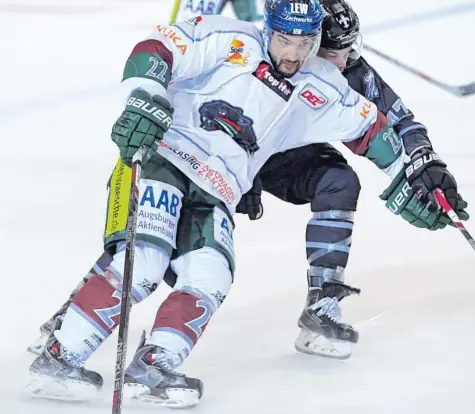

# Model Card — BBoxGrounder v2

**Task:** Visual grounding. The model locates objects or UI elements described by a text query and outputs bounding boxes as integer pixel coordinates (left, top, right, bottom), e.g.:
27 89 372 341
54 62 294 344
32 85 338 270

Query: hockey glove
111 89 173 163
380 149 469 230
236 175 264 220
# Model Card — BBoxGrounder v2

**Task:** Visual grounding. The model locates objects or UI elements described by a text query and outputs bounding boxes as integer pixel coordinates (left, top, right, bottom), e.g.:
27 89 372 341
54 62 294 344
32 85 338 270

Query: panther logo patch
199 100 259 155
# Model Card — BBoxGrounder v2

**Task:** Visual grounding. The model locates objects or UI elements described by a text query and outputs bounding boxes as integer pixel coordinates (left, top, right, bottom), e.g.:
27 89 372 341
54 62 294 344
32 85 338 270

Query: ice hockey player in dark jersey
27 0 468 363
237 0 469 359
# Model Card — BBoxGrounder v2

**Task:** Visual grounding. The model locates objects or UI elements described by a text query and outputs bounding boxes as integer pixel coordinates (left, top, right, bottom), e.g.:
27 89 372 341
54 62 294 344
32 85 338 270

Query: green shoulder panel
122 39 173 89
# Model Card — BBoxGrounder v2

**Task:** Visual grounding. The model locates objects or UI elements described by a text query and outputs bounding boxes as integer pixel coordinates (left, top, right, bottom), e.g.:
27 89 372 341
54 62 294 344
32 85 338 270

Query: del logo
252 61 295 101
156 24 188 55
226 39 249 66
298 84 327 109
140 186 180 217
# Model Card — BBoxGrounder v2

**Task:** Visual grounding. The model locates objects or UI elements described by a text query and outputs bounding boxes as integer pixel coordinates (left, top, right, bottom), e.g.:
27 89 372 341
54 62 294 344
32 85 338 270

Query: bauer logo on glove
380 149 469 231
405 151 441 179
111 89 174 163
126 96 173 128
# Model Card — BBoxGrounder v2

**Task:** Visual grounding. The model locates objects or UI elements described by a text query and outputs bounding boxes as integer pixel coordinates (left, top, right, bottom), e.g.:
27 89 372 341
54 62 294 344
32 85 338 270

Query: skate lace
148 348 182 374
310 297 342 323
54 343 84 369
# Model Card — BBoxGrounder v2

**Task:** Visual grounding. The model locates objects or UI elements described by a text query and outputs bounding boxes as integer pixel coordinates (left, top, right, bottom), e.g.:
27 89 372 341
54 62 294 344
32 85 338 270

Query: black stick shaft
112 148 144 414
363 44 475 97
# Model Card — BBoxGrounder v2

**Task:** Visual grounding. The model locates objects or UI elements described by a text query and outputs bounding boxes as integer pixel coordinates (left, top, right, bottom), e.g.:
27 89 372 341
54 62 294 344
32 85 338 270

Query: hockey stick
169 0 183 24
363 44 475 97
111 148 145 414
434 189 475 251
29 0 185 358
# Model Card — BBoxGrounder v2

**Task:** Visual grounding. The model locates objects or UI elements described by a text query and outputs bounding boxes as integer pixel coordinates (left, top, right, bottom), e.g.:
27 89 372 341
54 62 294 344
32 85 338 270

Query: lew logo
290 2 309 14
299 85 327 109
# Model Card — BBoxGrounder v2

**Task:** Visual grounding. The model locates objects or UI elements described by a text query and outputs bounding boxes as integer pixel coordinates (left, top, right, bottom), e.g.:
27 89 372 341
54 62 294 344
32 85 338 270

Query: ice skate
25 335 103 402
123 332 203 409
27 313 64 356
27 264 103 356
295 282 360 359
27 286 81 355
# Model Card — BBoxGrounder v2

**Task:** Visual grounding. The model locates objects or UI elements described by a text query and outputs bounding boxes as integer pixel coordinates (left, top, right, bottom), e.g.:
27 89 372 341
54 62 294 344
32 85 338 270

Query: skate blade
27 334 48 356
24 373 99 402
294 329 352 360
124 382 200 409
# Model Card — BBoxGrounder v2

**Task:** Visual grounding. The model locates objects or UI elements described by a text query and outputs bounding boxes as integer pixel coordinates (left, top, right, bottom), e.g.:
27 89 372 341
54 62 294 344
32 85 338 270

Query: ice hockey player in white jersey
27 0 469 369
25 0 443 407
26 0 270 362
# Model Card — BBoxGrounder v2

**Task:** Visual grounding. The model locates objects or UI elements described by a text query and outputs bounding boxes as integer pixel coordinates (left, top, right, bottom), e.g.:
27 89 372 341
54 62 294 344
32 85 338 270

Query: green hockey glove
380 168 469 231
111 89 173 163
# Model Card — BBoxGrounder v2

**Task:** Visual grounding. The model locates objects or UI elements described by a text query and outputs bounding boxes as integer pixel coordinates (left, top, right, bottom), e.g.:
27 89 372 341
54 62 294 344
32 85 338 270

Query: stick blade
459 82 475 97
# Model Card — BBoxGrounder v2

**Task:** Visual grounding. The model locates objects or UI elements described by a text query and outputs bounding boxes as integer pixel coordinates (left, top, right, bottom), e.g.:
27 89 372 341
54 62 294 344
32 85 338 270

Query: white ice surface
1 0 474 413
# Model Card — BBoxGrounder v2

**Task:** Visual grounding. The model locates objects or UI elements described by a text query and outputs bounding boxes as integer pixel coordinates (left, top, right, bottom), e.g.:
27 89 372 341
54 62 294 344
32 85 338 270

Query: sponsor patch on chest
252 61 295 101
298 84 327 109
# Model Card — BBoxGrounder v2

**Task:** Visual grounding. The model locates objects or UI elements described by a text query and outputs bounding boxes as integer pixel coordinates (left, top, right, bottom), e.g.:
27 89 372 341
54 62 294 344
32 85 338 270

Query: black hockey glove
111 89 173 163
380 149 469 230
236 175 264 220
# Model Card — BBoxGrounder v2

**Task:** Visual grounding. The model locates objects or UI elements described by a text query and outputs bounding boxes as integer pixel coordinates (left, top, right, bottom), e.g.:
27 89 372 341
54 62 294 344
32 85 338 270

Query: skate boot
27 313 64 356
295 281 360 359
26 335 103 401
123 331 203 408
27 279 87 355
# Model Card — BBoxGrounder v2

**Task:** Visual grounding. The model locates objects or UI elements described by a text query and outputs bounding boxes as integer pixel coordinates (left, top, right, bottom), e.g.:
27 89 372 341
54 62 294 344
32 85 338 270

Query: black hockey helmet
320 0 360 50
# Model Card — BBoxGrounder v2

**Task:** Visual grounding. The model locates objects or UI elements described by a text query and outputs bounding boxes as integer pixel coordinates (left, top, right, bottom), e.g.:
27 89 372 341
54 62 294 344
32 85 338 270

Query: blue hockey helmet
263 0 324 76
264 0 324 37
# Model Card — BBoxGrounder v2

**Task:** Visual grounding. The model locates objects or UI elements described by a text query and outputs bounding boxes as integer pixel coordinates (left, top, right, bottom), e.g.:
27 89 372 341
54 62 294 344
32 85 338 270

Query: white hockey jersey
121 15 404 213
